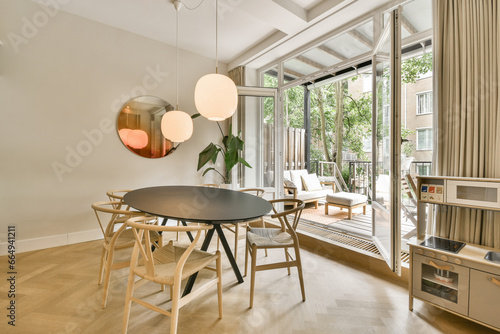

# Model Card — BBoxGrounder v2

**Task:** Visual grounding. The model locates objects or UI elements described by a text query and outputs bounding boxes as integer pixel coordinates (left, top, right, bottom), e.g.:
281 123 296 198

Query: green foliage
197 124 251 184
284 86 305 128
401 126 416 156
343 90 372 161
341 167 350 186
401 53 433 84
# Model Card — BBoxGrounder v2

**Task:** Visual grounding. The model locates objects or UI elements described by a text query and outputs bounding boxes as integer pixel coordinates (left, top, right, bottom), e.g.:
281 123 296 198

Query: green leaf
224 149 238 173
202 167 217 176
197 143 219 171
191 113 201 119
238 157 252 168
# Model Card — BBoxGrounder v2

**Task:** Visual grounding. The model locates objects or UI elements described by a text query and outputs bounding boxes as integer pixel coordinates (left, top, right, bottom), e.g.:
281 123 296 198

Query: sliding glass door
372 8 402 275
232 86 282 200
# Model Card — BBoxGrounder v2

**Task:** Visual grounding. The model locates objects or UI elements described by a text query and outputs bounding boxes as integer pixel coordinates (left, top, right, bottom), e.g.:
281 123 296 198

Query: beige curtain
433 0 500 248
228 66 245 86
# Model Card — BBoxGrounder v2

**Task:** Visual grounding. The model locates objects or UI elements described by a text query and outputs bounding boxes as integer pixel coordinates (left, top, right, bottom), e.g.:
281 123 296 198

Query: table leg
213 224 244 284
182 227 216 296
180 221 194 242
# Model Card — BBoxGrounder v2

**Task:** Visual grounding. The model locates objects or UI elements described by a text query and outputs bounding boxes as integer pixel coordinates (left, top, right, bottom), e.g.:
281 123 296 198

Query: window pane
417 91 432 114
417 128 432 150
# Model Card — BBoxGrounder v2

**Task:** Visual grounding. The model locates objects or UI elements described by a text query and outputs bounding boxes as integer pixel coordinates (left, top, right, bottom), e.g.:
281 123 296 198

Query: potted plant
197 123 251 185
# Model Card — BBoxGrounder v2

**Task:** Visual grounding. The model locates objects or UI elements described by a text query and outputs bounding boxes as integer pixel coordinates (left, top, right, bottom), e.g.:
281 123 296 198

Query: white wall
0 0 226 253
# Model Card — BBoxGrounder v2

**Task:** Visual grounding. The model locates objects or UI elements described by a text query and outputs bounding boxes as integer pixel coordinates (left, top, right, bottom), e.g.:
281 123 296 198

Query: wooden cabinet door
469 269 500 329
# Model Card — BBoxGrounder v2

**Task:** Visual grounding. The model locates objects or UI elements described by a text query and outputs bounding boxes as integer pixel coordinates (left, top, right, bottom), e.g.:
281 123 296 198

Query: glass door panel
233 87 281 200
372 8 402 274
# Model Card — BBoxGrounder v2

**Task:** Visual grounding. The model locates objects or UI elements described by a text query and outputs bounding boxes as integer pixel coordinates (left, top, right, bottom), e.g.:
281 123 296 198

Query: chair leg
348 208 352 220
122 269 136 334
284 248 291 275
98 247 107 285
176 220 180 241
102 248 115 308
325 203 329 215
244 239 249 277
170 277 182 334
294 245 306 302
363 205 366 215
216 252 223 319
260 218 268 257
234 223 239 260
249 244 257 308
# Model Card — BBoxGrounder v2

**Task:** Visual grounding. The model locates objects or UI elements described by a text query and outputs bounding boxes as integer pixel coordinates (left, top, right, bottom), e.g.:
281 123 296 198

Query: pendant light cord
215 0 218 74
175 5 179 110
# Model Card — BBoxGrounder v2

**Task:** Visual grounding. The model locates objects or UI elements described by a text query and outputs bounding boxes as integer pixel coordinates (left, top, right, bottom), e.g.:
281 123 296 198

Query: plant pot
220 183 239 190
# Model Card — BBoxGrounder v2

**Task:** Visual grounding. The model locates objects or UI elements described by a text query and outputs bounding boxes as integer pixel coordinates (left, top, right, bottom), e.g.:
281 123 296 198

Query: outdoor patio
297 201 416 241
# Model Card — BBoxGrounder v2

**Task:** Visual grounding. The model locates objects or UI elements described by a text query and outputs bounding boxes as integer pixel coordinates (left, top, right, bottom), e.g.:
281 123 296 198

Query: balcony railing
311 160 433 197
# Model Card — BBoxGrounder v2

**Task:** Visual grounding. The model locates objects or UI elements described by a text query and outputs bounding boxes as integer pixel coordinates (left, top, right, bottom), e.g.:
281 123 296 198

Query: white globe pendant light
195 73 238 121
161 110 193 142
194 0 238 121
161 1 193 144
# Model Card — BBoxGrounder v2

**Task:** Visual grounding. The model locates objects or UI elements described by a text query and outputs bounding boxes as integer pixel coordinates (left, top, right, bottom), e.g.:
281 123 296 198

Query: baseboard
0 229 103 255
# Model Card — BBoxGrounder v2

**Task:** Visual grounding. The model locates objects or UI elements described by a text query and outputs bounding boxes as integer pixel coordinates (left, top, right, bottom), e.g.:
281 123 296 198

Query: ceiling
29 0 413 70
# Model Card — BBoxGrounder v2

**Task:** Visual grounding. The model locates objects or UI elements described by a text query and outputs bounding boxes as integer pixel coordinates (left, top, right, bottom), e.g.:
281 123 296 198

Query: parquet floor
0 231 497 334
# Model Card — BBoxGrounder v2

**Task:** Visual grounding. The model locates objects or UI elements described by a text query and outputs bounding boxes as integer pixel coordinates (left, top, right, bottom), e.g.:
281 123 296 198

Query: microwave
446 180 500 209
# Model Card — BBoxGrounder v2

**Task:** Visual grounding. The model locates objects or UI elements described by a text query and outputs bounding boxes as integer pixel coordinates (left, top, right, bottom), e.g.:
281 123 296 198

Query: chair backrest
106 189 132 209
91 201 144 244
126 216 213 278
238 188 265 198
405 173 419 201
268 199 305 233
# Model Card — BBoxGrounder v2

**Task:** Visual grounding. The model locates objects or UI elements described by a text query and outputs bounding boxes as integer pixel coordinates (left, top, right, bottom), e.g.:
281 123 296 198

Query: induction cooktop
420 236 466 254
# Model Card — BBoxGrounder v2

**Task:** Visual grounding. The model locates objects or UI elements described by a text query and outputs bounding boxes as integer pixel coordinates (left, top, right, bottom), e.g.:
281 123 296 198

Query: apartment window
417 91 432 115
417 128 433 150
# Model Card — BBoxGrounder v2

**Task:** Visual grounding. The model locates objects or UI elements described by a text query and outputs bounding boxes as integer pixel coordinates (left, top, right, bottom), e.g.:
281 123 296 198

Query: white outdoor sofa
283 169 334 208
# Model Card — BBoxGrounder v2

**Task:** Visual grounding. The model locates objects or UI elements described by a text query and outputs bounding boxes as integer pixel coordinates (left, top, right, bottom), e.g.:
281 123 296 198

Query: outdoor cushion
284 178 297 188
326 192 367 207
289 169 309 193
301 173 322 191
284 189 332 201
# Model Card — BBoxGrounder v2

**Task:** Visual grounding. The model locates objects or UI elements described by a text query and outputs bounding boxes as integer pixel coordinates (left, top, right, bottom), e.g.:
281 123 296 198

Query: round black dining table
123 185 272 295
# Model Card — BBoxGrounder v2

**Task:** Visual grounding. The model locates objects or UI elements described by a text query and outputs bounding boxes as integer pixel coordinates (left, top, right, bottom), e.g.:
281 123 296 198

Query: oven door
412 253 469 315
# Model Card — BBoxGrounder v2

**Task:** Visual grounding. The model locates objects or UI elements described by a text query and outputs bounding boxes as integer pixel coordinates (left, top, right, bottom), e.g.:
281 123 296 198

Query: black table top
123 185 273 224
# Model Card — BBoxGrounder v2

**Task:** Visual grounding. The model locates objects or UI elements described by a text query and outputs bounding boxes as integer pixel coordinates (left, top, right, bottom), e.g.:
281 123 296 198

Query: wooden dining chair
244 198 306 308
123 216 222 334
106 189 132 210
91 201 162 308
220 188 266 260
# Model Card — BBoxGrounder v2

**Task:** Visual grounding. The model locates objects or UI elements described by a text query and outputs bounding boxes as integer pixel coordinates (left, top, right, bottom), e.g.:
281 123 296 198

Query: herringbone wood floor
1 231 497 334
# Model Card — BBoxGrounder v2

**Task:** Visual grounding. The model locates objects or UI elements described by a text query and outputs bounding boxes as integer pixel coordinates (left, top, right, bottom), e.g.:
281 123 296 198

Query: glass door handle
427 260 454 271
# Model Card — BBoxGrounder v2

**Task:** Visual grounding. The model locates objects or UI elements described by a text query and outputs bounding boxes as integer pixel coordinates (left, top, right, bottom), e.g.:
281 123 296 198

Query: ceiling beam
283 68 304 79
296 55 326 70
348 29 372 48
317 45 347 61
401 13 418 35
272 0 307 22
308 0 357 21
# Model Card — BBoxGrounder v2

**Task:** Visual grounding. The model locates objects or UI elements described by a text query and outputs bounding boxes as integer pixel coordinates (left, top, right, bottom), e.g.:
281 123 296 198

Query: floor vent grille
296 220 410 264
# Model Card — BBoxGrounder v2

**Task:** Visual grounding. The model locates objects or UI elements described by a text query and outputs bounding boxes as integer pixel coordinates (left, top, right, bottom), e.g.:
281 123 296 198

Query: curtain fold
228 66 245 86
434 0 500 248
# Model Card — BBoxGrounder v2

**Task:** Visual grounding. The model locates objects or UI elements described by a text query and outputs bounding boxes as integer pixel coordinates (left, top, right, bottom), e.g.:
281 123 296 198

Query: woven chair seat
247 227 294 248
134 244 218 285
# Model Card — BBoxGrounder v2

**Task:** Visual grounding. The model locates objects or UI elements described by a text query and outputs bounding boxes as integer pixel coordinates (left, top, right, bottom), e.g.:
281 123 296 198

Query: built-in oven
412 251 470 316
